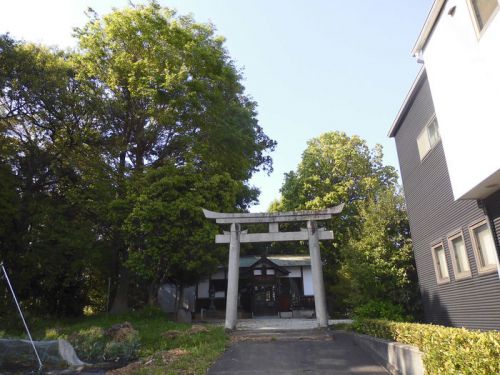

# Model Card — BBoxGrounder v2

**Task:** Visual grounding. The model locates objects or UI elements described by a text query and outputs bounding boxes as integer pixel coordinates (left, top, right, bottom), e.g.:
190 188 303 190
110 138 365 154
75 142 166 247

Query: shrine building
195 255 315 318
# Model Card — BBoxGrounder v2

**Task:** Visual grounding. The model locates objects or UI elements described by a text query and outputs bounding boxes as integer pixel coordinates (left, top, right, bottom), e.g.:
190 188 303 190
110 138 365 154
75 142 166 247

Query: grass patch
1 307 228 374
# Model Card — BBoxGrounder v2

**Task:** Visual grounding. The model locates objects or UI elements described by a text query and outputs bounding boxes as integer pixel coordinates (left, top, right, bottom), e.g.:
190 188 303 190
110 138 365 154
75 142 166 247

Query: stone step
230 329 333 343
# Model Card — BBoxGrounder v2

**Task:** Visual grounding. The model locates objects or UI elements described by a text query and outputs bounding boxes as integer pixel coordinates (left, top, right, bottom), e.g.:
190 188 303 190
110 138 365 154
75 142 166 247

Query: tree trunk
110 265 129 314
175 284 183 311
175 285 191 323
109 151 129 314
147 282 158 306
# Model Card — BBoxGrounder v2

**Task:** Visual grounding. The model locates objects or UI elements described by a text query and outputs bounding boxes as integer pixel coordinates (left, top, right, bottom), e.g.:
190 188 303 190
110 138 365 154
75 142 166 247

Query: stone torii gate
203 204 344 330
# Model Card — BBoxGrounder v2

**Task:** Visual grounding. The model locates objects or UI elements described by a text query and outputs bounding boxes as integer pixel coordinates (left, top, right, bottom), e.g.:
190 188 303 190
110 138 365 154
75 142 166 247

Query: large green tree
124 163 243 305
0 34 112 316
73 2 275 312
341 188 420 317
274 131 417 316
275 131 397 252
74 3 274 179
0 2 275 317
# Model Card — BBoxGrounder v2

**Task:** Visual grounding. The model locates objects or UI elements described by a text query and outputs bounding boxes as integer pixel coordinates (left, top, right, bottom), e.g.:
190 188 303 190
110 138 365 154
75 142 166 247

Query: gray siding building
389 70 500 330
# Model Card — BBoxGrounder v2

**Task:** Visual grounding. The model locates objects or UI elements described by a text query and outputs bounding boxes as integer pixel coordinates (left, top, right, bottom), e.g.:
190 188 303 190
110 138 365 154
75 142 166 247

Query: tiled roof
239 255 310 268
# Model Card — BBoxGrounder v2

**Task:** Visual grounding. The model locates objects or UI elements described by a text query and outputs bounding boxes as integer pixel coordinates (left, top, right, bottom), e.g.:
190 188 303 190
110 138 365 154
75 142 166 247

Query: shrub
352 300 408 322
45 328 66 340
67 323 140 362
353 319 500 375
103 323 140 362
103 336 140 362
68 327 107 361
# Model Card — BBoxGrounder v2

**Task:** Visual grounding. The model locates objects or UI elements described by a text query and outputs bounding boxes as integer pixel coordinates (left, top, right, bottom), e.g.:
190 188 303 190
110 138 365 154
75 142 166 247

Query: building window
468 0 499 34
431 242 450 284
470 219 499 274
253 269 262 276
417 115 440 160
447 231 472 280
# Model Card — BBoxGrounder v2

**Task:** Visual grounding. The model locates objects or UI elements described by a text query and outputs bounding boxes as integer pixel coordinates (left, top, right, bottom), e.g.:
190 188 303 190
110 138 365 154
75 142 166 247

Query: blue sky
1 0 434 211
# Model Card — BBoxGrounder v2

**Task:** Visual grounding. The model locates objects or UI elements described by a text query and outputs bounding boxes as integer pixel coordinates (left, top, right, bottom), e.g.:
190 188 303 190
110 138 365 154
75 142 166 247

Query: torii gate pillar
225 223 241 330
308 220 328 327
203 204 344 330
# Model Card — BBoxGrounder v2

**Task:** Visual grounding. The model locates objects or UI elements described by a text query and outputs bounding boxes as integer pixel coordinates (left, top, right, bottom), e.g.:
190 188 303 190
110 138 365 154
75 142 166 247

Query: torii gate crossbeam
203 204 344 330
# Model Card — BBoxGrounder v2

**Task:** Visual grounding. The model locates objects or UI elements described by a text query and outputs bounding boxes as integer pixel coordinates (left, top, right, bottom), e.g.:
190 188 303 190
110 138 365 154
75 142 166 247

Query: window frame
417 114 440 161
447 229 472 280
431 241 450 284
467 0 500 38
469 218 499 274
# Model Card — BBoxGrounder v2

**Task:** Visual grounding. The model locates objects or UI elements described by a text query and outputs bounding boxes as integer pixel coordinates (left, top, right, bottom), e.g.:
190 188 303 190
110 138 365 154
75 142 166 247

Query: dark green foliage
0 34 111 317
0 2 274 317
67 327 107 361
67 325 140 362
124 163 242 299
274 132 419 318
343 188 421 318
71 2 275 312
353 319 500 375
352 300 408 322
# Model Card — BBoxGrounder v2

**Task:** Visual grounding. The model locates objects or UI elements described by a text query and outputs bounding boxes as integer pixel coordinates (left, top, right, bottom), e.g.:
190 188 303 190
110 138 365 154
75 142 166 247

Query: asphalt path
208 330 389 375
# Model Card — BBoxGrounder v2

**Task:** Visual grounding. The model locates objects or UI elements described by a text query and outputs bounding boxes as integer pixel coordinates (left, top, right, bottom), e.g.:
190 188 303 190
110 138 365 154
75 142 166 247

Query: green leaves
280 131 397 211
0 34 112 317
124 163 241 286
73 2 275 177
0 2 275 315
354 319 500 375
274 131 417 317
344 188 418 308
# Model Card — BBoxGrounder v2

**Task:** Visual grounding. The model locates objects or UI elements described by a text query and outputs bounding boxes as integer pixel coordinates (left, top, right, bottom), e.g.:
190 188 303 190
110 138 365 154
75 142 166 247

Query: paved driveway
208 330 388 375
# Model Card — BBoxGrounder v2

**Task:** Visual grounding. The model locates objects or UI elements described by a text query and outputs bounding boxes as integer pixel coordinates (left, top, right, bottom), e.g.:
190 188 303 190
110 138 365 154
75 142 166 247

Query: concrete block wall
349 332 424 375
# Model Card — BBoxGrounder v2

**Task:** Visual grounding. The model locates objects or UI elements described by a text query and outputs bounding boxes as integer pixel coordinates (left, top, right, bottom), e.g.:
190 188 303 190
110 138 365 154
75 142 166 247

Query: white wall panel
285 266 302 278
197 279 209 298
422 0 500 199
303 268 314 296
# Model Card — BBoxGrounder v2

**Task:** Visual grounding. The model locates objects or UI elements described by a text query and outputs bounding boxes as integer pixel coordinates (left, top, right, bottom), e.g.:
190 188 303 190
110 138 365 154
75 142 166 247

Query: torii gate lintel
203 204 344 330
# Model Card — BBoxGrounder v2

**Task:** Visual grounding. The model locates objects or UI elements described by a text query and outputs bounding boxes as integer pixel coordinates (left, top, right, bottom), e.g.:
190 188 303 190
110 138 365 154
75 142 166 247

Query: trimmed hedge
352 319 500 375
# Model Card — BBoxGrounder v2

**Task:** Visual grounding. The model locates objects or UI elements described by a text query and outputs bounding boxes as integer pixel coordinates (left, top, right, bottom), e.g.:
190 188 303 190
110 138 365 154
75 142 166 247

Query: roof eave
411 0 447 57
248 256 290 274
388 67 426 138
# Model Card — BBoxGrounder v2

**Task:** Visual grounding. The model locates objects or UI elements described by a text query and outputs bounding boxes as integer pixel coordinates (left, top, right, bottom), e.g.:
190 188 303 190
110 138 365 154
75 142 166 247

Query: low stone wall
347 332 424 375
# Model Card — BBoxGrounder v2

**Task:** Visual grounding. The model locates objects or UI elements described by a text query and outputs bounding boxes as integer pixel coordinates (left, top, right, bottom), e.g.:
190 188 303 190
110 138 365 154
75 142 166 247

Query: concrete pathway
208 330 388 375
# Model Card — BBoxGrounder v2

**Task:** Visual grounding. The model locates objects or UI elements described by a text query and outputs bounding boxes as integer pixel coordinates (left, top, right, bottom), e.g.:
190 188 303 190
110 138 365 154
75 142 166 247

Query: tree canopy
273 131 419 317
0 2 275 317
73 3 274 181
